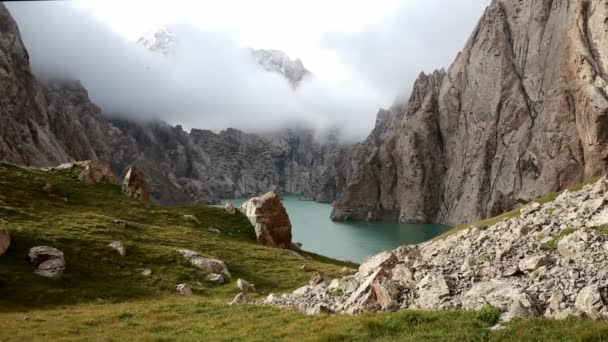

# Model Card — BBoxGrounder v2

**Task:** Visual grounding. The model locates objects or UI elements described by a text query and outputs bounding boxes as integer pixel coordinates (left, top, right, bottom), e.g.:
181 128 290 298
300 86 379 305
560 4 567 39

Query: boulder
224 202 236 215
176 283 192 295
108 241 126 256
207 273 225 284
28 246 66 278
372 278 401 310
415 274 450 309
141 268 152 276
0 228 9 256
575 285 607 319
178 249 230 277
557 230 590 259
520 202 541 218
309 273 328 286
77 160 118 185
121 166 151 202
462 280 535 321
518 255 550 272
241 192 292 248
237 278 256 292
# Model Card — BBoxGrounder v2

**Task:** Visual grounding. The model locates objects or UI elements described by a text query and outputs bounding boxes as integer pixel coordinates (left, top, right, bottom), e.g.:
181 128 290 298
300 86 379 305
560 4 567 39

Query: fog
323 0 490 97
7 1 488 141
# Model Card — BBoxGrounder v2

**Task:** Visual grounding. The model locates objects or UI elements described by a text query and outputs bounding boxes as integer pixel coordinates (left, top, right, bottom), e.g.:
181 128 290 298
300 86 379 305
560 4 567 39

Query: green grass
1 163 607 341
541 228 577 251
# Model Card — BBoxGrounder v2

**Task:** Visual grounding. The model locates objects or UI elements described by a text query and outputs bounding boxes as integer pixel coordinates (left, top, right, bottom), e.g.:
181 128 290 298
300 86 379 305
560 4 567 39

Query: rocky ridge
264 176 608 321
332 0 608 226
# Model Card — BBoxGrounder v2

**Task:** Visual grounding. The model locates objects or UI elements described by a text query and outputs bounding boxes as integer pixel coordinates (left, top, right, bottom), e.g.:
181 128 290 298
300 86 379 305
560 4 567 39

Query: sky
6 0 489 141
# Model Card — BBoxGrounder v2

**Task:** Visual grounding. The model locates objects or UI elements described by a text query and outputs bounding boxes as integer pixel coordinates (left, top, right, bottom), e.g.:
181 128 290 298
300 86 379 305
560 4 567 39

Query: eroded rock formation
332 0 608 226
242 191 292 248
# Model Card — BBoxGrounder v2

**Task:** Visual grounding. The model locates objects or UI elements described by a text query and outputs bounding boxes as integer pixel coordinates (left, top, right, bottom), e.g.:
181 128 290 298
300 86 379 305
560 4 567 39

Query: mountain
331 0 608 226
251 49 310 87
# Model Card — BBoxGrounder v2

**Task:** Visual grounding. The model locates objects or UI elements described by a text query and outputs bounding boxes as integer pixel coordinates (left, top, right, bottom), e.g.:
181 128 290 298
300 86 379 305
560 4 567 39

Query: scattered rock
178 249 230 277
207 273 225 284
0 227 10 256
183 215 200 224
176 283 192 295
28 246 66 278
224 202 236 215
520 202 541 218
229 292 247 305
575 285 607 320
310 273 328 286
306 303 333 315
108 241 126 257
237 278 256 292
416 274 450 309
141 268 152 276
121 166 151 202
241 191 292 248
112 219 128 228
518 255 550 272
207 227 221 234
341 266 356 275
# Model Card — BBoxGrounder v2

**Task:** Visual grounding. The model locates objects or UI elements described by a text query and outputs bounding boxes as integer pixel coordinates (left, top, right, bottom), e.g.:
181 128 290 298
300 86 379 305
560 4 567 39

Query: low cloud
7 2 384 141
322 0 490 97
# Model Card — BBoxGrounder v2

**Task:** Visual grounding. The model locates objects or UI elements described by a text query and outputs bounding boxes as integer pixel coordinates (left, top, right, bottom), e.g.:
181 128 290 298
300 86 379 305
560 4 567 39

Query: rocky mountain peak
137 26 175 55
251 48 310 87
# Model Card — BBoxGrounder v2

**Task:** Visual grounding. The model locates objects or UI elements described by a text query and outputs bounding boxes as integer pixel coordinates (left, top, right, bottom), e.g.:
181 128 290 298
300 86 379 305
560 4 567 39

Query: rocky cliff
0 3 348 205
332 0 608 226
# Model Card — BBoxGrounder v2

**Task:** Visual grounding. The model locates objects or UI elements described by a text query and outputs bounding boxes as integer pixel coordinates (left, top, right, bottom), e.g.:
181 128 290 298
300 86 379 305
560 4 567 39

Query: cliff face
333 0 608 225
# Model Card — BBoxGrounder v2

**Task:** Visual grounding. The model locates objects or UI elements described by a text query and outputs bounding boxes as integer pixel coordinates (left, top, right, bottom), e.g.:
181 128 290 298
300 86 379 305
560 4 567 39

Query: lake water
225 195 452 263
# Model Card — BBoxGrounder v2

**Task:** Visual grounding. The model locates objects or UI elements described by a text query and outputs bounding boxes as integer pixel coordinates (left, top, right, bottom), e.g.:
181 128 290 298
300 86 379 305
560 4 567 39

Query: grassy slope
0 163 607 341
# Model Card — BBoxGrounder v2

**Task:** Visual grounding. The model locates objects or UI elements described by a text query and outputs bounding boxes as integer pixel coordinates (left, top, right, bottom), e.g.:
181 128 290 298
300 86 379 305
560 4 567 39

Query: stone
462 280 535 321
416 274 450 309
575 285 606 319
207 227 221 234
28 246 66 278
372 278 401 309
141 268 152 276
309 273 328 286
518 255 550 272
241 192 292 248
224 202 236 215
237 278 255 292
176 283 192 295
77 160 118 185
121 166 151 202
178 249 230 277
520 203 541 218
183 215 200 224
0 228 9 256
108 241 126 256
207 273 225 284
112 219 128 228
229 292 247 306
306 303 332 315
341 266 356 275
558 230 590 259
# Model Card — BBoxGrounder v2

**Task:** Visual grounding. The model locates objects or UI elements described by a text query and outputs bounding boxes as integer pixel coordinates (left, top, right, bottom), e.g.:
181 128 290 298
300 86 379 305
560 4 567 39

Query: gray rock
28 246 66 278
178 249 230 277
207 273 225 284
229 292 247 306
108 241 126 256
575 285 607 319
224 202 236 215
518 255 550 272
462 280 535 321
416 274 450 309
237 278 255 292
176 283 192 295
141 268 152 276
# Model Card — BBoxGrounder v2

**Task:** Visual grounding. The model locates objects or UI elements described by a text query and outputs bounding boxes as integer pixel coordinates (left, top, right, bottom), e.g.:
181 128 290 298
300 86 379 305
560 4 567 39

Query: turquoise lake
224 195 452 263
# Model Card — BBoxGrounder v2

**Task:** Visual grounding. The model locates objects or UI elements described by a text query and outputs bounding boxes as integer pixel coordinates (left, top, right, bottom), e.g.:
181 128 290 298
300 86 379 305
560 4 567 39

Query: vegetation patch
541 228 576 252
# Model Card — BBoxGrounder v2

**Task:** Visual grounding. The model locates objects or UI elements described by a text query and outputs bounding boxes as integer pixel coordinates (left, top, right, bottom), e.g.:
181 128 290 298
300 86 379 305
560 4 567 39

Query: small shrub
475 306 501 326
542 228 576 252
594 224 608 235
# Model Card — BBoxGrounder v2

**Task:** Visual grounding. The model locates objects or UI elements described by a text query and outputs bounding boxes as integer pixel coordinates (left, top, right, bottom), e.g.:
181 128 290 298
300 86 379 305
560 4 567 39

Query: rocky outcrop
332 0 608 226
176 283 192 296
28 246 66 278
77 160 117 185
122 166 151 202
251 49 310 88
0 228 9 256
242 191 292 248
264 176 608 321
108 241 126 256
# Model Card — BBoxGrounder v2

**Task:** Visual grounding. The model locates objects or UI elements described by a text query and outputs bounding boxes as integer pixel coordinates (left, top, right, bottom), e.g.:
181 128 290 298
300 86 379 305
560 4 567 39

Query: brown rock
77 160 118 185
241 191 292 248
122 166 151 202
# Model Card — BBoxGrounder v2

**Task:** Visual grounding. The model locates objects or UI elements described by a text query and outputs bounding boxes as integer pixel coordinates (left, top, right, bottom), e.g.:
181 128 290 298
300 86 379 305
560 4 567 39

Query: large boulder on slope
121 166 151 202
241 191 292 248
178 249 231 277
28 246 66 278
77 160 118 185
